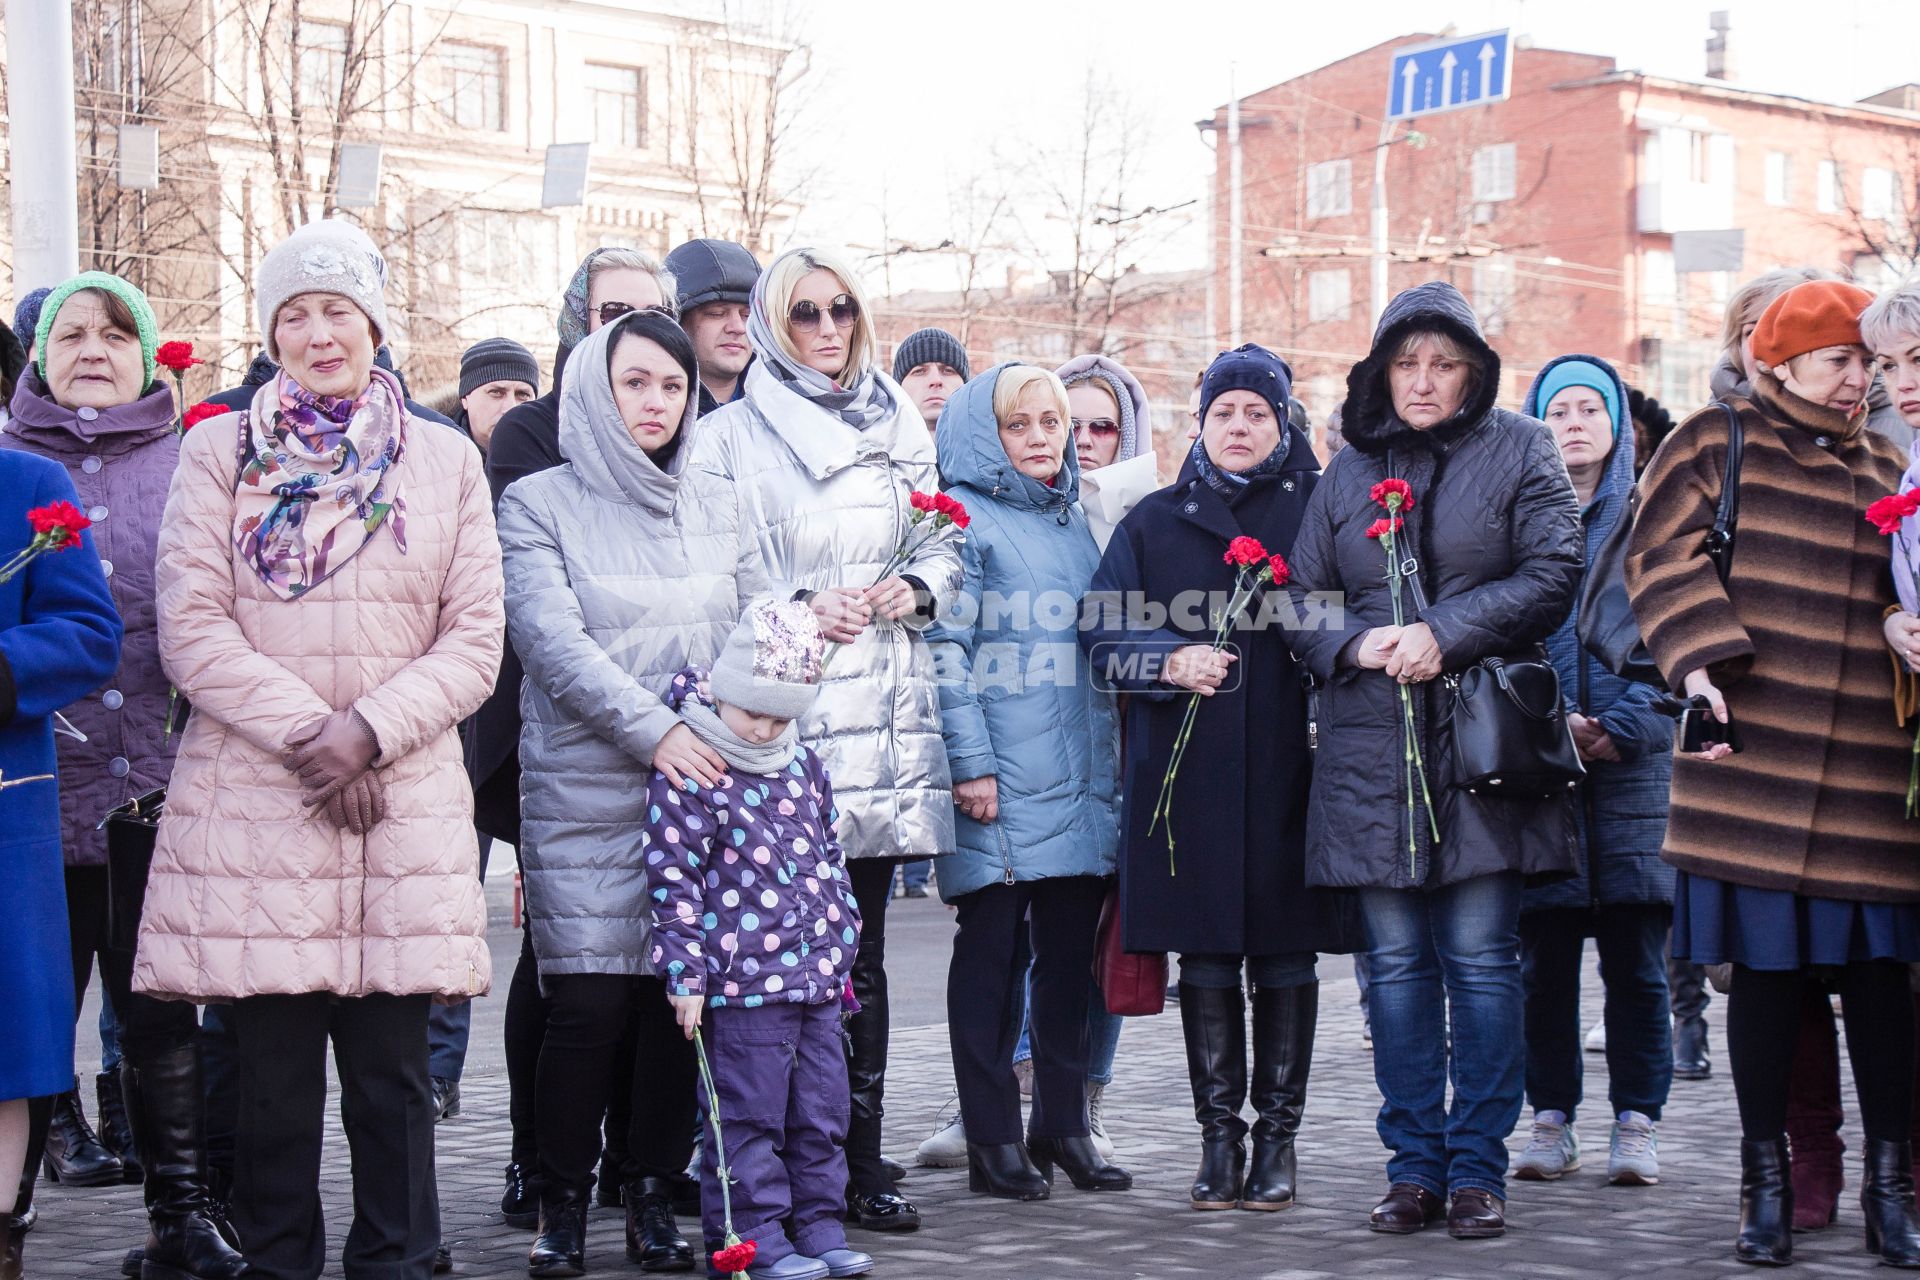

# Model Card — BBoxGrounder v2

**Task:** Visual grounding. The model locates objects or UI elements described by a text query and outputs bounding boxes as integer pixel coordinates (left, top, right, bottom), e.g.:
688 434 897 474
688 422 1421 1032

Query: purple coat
641 669 862 1009
3 370 180 865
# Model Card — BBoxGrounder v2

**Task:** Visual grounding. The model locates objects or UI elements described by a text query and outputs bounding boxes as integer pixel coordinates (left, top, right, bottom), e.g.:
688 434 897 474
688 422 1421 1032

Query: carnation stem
691 1027 741 1265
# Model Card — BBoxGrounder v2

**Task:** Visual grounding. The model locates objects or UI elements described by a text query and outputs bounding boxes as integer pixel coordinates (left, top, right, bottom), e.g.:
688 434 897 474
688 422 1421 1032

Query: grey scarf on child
679 699 800 777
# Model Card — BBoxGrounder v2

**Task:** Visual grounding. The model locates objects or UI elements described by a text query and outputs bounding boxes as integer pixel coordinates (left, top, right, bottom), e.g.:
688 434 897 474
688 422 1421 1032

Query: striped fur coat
1625 375 1920 902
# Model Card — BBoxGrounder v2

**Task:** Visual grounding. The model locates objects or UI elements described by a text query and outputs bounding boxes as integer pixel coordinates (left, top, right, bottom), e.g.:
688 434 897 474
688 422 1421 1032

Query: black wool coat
1286 281 1583 892
1081 427 1360 958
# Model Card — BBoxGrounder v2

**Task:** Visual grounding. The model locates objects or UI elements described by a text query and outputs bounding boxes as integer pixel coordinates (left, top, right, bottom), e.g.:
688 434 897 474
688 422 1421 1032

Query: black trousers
503 923 549 1168
534 973 695 1194
946 875 1108 1146
231 993 438 1280
844 859 894 1194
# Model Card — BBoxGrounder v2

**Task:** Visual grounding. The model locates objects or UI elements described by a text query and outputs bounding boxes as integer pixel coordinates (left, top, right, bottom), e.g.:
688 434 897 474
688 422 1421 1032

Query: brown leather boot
1447 1188 1506 1239
1368 1183 1443 1234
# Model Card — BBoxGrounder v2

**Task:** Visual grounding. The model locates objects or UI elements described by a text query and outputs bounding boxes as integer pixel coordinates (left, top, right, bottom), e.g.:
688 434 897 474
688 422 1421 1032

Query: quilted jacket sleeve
926 523 996 784
353 445 506 764
1420 420 1583 668
497 480 680 766
642 767 711 997
155 418 336 755
1284 461 1374 682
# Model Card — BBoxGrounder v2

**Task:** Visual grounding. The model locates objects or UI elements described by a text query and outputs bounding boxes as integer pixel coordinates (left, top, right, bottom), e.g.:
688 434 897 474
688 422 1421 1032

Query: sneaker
1584 1021 1607 1054
1013 1057 1033 1099
1361 1021 1373 1051
1608 1111 1659 1185
914 1101 968 1168
1513 1110 1580 1180
1087 1081 1116 1163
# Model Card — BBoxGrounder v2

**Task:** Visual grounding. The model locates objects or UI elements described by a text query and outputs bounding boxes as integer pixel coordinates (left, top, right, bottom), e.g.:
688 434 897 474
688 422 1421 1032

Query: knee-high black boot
1179 984 1247 1210
122 1047 247 1280
1242 981 1316 1211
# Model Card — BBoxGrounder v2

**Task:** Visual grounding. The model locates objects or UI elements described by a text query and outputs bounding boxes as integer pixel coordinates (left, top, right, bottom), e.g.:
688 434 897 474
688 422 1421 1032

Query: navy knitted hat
1200 343 1294 424
13 288 51 354
891 328 970 383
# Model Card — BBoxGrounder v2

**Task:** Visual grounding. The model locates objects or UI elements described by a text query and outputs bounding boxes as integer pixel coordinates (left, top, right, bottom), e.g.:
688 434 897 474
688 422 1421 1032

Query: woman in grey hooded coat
498 309 766 1275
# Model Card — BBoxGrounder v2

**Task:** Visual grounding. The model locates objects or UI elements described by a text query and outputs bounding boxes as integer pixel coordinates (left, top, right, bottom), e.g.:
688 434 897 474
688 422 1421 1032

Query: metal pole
1370 116 1394 324
8 0 80 291
1228 64 1242 348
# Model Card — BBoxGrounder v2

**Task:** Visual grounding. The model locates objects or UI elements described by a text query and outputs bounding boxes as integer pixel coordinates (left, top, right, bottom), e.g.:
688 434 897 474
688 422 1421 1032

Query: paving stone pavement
19 909 1898 1280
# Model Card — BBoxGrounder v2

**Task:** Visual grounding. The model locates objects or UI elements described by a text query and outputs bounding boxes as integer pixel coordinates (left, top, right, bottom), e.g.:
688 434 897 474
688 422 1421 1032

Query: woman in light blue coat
927 362 1125 1202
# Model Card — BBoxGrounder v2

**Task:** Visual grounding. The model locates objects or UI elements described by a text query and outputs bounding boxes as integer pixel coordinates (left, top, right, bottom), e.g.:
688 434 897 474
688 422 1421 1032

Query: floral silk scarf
234 366 409 599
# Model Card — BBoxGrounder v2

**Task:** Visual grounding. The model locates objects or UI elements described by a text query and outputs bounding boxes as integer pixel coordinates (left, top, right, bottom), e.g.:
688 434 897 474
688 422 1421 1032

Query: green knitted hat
34 271 160 388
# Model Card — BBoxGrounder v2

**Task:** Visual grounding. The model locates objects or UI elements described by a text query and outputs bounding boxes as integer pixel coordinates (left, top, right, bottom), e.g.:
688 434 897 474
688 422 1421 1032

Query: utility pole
1370 116 1394 325
8 0 81 291
1228 64 1243 347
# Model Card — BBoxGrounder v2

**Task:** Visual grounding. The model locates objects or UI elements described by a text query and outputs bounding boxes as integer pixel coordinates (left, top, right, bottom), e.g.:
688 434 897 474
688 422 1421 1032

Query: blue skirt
1672 871 1920 970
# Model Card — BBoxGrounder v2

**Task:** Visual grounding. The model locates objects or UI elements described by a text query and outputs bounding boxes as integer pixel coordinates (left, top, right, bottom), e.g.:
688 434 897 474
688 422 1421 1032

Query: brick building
1209 33 1920 420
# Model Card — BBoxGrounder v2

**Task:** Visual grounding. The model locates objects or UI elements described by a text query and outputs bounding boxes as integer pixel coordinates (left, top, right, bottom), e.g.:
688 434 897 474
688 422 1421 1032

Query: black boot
12 1095 50 1233
1736 1136 1793 1266
528 1185 589 1278
202 1163 239 1252
1026 1135 1132 1191
501 1161 540 1230
43 1077 123 1187
624 1178 693 1272
1862 1139 1920 1268
1179 983 1248 1210
965 1142 1049 1201
844 953 892 1200
97 1071 144 1185
3 1217 22 1280
123 1048 248 1280
1242 982 1316 1211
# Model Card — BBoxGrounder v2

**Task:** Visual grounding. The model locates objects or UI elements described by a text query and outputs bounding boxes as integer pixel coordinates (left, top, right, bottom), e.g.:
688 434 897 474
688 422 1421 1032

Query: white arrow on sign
1401 58 1418 116
1440 49 1458 108
1478 42 1497 99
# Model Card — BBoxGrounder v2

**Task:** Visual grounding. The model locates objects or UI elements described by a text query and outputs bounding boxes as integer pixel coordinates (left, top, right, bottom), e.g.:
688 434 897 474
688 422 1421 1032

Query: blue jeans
900 859 932 892
99 987 124 1074
427 830 491 1082
1361 872 1524 1199
1520 903 1673 1122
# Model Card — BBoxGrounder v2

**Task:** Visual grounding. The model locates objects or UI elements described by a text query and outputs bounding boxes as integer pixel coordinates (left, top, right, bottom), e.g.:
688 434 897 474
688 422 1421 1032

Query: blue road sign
1387 30 1512 121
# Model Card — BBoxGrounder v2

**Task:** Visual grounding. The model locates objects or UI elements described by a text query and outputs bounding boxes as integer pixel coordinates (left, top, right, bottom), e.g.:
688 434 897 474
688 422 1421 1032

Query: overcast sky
781 0 1920 292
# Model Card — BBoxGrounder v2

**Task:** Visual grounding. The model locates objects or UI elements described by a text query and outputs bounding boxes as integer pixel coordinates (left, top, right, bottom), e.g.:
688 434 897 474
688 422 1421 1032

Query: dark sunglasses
1071 417 1120 437
788 294 860 332
596 301 677 326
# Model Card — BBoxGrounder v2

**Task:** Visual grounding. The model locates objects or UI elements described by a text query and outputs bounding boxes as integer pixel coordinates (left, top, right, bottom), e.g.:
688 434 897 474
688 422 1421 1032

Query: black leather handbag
104 787 166 954
1445 657 1585 797
1577 401 1744 688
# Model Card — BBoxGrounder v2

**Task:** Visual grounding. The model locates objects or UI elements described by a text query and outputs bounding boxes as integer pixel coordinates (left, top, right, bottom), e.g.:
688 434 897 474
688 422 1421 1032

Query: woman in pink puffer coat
135 220 504 1280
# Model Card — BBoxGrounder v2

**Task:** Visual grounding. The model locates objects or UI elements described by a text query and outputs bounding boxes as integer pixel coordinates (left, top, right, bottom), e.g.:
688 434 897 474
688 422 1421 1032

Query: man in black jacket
663 237 759 417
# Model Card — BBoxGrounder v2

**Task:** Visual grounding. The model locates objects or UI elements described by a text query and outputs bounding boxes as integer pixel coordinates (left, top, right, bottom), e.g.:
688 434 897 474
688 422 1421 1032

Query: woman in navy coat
1 448 121 1272
1079 344 1355 1214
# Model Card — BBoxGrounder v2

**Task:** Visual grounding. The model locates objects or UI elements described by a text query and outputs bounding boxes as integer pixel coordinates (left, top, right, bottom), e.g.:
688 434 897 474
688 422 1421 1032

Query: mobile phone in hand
1679 695 1741 753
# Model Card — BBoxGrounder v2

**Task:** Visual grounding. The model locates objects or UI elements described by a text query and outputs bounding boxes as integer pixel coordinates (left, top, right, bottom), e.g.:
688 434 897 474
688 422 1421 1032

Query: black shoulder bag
1577 401 1744 688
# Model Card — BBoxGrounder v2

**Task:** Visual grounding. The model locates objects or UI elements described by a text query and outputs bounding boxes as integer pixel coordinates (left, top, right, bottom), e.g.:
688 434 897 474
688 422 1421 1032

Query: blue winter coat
926 364 1120 902
1521 355 1674 913
0 450 122 1101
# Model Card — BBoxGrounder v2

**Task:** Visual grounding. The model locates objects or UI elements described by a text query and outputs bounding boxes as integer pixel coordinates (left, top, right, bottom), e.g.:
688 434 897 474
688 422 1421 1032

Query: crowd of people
6 213 1920 1280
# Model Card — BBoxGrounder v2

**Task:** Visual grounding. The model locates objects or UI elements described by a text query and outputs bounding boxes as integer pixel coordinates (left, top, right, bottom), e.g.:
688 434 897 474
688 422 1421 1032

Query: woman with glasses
499 308 764 1277
695 247 961 1237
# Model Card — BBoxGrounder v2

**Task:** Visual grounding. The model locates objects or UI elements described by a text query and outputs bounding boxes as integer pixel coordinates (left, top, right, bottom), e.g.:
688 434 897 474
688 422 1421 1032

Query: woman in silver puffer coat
695 247 961 1232
498 308 766 1273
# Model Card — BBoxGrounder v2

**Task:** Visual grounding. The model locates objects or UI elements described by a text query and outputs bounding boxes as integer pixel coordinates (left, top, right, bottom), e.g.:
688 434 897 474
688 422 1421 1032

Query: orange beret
1751 280 1875 368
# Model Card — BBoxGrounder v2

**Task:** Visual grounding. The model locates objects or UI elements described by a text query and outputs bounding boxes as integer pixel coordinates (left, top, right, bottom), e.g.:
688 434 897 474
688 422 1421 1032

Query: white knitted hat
256 219 390 361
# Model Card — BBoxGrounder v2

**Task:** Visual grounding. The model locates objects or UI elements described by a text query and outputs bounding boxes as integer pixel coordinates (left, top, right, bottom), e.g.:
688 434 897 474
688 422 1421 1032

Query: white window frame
440 41 505 133
1471 143 1517 203
1472 256 1516 337
1864 167 1899 223
1305 159 1352 219
586 63 646 151
1763 151 1792 207
1817 159 1842 215
1307 268 1351 324
297 20 350 111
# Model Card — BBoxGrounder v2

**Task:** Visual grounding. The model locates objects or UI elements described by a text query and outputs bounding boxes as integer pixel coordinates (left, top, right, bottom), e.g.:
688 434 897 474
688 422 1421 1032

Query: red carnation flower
155 340 202 373
1365 516 1404 541
1370 477 1414 512
1224 535 1269 568
909 491 933 513
934 493 971 528
712 1240 757 1273
26 501 91 544
1868 491 1920 536
1268 554 1291 588
182 401 226 431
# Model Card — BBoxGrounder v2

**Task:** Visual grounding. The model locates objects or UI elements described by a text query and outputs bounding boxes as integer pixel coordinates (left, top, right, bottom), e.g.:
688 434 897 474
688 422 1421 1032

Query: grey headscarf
1055 353 1151 462
745 249 898 431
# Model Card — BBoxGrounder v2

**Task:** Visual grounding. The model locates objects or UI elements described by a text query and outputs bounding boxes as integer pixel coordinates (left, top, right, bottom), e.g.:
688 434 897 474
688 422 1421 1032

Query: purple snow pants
702 1000 851 1265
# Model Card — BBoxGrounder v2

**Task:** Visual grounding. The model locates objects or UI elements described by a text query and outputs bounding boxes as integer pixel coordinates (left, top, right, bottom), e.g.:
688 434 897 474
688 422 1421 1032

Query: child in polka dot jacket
641 601 873 1280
